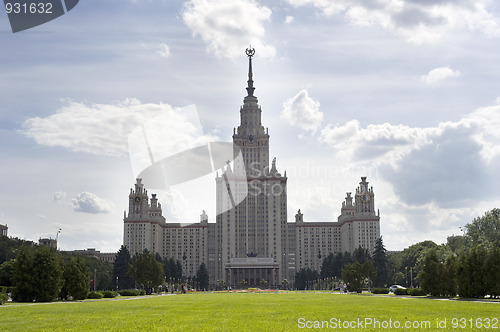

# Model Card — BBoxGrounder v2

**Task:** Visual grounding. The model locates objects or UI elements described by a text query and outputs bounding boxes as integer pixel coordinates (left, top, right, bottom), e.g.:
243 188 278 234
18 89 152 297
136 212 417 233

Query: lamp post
410 266 413 288
55 228 61 250
459 226 467 252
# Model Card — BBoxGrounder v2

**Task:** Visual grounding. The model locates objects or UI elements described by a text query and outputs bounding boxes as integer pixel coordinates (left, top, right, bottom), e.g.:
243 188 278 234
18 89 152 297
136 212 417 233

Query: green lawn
1 292 499 331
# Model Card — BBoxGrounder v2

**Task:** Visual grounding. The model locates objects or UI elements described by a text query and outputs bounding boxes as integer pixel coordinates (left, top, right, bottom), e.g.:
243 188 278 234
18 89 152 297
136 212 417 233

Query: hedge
393 288 409 295
371 288 390 294
102 290 118 298
119 289 143 296
0 292 8 305
87 291 103 299
409 288 427 296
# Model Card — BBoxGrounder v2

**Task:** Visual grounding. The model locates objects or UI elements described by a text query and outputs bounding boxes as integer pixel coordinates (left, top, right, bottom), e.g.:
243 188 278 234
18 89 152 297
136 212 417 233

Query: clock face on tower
361 194 370 203
248 135 254 142
134 195 142 204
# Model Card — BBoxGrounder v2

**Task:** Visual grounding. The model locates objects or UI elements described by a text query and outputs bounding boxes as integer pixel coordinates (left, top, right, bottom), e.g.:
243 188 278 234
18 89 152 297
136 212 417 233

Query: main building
123 50 380 289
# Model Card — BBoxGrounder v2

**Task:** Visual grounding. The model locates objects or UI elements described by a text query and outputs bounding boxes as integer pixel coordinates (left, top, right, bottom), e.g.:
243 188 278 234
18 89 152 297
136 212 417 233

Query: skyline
2 0 500 252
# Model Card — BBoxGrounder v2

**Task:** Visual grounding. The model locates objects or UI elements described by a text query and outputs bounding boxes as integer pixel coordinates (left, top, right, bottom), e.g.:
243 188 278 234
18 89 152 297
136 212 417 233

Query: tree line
113 246 209 294
419 209 500 298
295 238 386 292
2 207 499 300
0 239 209 302
295 208 500 298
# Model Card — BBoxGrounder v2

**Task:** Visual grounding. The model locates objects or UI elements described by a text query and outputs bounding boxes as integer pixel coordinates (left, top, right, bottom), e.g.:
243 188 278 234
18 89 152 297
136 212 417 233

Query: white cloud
53 191 66 202
379 200 481 249
421 66 461 84
284 0 500 44
285 15 294 24
320 104 500 167
182 0 276 59
157 43 171 58
319 102 500 209
72 192 115 214
21 99 210 157
320 120 434 167
127 104 217 181
281 90 323 133
460 103 500 163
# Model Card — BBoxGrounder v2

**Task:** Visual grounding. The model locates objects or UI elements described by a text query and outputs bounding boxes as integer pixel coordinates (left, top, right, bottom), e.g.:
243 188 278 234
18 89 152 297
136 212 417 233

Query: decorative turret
355 177 375 215
127 178 149 218
295 209 304 223
200 210 208 225
341 192 355 216
125 178 165 223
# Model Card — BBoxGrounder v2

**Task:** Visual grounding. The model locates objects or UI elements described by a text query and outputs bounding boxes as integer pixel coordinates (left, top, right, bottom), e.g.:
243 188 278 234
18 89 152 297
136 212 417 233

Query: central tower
213 49 289 288
232 47 269 177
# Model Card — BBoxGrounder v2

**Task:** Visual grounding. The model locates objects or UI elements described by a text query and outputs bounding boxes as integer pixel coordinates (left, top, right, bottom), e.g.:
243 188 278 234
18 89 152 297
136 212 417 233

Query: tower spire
245 46 256 97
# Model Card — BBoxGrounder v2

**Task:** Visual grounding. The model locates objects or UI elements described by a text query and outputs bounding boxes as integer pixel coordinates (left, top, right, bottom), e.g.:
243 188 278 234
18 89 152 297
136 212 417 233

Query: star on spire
245 46 255 97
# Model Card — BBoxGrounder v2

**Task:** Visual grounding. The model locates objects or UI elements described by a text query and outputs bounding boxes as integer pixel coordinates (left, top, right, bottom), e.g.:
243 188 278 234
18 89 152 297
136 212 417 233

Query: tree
445 235 466 255
485 247 500 298
0 236 34 265
176 260 183 279
281 279 289 290
372 237 389 287
353 247 371 264
457 245 489 298
163 258 183 282
341 261 376 293
294 268 319 290
84 256 113 291
320 252 355 279
196 263 209 290
0 260 15 286
128 251 164 294
320 253 334 278
442 255 458 297
12 245 63 302
60 256 90 300
466 208 500 248
112 246 135 290
396 240 438 287
420 249 442 296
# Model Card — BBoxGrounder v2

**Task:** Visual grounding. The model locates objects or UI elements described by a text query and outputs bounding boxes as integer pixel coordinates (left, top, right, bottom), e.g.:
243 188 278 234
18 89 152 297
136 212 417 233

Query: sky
1 0 500 252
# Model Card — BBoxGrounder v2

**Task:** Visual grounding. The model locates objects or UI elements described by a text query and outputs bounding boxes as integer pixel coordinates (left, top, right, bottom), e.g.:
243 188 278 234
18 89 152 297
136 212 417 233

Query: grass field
1 292 499 331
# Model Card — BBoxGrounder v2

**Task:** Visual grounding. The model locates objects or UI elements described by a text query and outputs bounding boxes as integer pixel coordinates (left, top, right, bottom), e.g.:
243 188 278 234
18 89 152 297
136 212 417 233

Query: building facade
70 248 117 263
123 50 380 288
0 224 7 237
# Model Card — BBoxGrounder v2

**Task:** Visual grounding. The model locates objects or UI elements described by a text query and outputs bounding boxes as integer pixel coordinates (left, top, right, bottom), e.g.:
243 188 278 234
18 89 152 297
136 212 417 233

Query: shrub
119 289 141 296
409 288 427 296
393 288 408 295
0 292 8 305
139 290 146 296
87 291 103 299
102 290 118 298
371 288 389 294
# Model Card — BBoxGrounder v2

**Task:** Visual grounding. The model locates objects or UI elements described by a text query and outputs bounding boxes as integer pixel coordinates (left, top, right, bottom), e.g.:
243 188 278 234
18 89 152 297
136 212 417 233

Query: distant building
70 248 117 263
39 238 57 249
123 50 381 288
0 224 7 237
